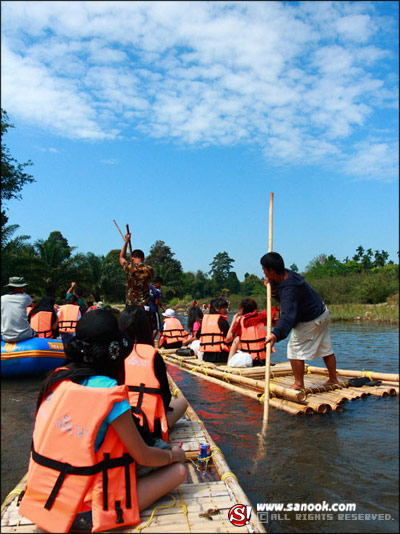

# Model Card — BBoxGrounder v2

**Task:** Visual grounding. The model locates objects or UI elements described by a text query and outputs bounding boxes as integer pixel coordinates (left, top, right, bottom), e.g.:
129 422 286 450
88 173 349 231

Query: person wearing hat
19 309 186 533
1 277 36 343
158 308 188 349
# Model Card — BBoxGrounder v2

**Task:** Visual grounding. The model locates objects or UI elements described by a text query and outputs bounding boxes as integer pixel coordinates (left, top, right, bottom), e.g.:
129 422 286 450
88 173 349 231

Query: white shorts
287 308 333 361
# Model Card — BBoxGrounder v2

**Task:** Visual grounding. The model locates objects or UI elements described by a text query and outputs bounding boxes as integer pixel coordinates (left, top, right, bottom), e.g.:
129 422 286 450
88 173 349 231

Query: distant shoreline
111 302 399 325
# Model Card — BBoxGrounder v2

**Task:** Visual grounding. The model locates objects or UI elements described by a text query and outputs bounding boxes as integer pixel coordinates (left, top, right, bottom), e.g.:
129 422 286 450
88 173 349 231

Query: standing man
260 252 338 390
119 231 154 311
1 276 36 342
149 277 164 340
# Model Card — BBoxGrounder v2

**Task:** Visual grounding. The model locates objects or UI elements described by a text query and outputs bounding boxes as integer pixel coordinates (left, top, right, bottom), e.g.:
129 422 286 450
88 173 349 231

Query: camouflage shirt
123 262 154 307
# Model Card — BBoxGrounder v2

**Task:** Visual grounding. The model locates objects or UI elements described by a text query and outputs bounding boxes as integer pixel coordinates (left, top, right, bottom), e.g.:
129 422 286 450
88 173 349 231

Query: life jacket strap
163 329 185 339
128 383 161 416
35 329 53 338
58 320 78 332
31 442 134 511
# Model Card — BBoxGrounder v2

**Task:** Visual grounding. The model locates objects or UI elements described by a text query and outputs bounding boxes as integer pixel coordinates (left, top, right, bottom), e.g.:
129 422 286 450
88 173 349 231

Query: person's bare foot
324 379 340 386
288 382 304 391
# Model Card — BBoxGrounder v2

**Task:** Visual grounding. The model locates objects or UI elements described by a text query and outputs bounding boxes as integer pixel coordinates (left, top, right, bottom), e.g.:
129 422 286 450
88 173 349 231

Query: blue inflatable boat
1 337 66 377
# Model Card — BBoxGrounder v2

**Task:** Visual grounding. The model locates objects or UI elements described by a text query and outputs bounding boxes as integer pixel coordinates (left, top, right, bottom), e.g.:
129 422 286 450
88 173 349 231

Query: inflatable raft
1 337 66 378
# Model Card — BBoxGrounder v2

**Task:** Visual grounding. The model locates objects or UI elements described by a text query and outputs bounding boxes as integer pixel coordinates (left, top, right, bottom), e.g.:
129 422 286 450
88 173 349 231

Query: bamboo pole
306 366 399 382
263 192 274 424
126 224 133 257
113 219 125 241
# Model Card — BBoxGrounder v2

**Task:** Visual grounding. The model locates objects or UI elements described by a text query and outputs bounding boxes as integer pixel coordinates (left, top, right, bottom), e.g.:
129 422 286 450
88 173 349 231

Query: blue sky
1 1 398 280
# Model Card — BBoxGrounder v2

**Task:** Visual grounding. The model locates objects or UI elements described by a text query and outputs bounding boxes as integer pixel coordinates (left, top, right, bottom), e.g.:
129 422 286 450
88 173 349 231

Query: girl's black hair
187 306 203 333
239 298 258 315
36 309 132 411
118 305 154 346
209 297 228 314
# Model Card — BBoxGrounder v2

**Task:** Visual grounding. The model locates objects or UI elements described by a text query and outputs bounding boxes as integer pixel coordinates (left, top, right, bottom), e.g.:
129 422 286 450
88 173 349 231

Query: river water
1 321 398 533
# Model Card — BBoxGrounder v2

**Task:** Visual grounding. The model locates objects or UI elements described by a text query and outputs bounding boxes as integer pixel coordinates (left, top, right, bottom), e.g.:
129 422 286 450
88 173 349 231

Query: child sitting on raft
118 305 188 457
182 305 203 347
197 297 230 363
19 309 186 534
226 298 278 366
157 308 188 349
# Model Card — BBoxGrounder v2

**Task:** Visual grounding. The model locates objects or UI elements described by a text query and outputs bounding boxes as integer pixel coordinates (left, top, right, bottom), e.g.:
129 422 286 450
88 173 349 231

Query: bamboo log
168 377 266 533
167 358 310 415
163 353 307 402
306 366 399 383
303 397 331 414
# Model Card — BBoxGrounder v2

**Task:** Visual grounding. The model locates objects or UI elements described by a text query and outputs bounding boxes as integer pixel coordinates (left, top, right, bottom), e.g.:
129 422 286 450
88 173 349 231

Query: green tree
100 250 126 302
1 224 35 291
241 273 264 296
31 231 79 297
226 271 241 294
76 251 105 299
209 251 235 293
1 109 35 229
146 240 182 275
289 263 299 272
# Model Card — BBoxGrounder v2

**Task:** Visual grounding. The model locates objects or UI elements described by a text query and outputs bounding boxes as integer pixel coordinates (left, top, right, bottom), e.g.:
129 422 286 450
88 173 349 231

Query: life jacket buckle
115 500 124 524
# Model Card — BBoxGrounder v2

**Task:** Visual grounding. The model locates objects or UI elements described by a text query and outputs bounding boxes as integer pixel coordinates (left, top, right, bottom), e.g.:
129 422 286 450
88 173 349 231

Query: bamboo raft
1 376 265 534
160 349 399 416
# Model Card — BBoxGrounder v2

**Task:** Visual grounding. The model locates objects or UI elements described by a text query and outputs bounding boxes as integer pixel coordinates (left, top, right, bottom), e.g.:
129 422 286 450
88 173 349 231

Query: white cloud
1 0 398 181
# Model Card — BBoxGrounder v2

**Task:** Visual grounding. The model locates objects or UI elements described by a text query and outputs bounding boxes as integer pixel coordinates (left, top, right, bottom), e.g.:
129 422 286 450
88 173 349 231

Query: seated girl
226 298 278 366
118 306 188 453
18 309 186 533
157 308 188 349
182 306 203 348
197 297 230 363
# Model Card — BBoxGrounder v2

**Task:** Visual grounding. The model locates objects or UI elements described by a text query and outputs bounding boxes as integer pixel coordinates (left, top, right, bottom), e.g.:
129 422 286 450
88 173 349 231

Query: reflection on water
169 320 399 533
1 323 399 533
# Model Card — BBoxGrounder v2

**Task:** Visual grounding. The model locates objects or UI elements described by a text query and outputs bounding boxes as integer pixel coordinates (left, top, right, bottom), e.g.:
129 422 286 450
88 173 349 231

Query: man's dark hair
74 286 84 297
260 252 285 274
153 277 163 284
66 294 78 304
132 249 145 260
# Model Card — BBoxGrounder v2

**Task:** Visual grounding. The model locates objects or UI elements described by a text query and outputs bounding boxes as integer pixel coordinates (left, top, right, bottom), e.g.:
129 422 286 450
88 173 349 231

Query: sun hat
5 276 28 288
162 308 176 318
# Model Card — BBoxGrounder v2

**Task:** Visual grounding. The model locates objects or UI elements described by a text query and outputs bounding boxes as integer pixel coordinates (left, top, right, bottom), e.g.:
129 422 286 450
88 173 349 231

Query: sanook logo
228 504 252 527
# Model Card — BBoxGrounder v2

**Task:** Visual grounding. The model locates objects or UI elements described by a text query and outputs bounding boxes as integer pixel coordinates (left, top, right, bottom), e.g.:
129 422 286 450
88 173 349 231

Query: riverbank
110 300 399 324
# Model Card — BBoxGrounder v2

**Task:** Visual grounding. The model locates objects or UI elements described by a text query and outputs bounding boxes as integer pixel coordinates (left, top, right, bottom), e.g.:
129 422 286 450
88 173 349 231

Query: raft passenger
28 296 59 339
119 306 188 466
197 297 230 363
1 276 36 343
226 298 278 366
182 306 203 347
158 309 188 349
18 309 186 533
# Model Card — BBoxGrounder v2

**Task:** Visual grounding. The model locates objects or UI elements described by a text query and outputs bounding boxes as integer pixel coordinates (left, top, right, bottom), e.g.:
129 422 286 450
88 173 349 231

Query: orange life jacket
26 305 33 316
239 316 267 361
199 314 229 353
158 317 188 347
29 311 53 339
124 344 169 442
58 304 80 333
86 305 98 313
19 378 139 533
